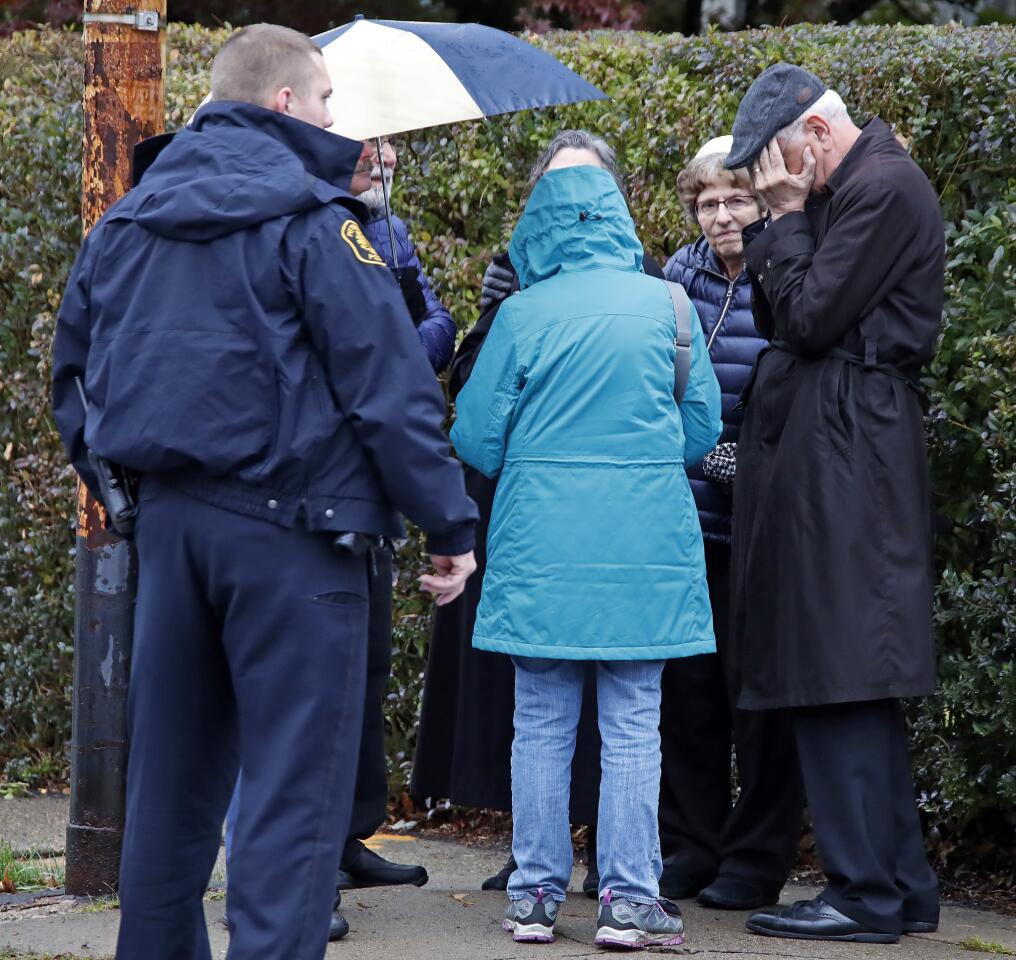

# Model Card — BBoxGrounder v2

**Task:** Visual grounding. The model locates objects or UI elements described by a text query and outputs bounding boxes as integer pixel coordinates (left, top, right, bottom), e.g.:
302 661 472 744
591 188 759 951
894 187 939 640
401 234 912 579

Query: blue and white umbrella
312 18 607 141
312 17 607 265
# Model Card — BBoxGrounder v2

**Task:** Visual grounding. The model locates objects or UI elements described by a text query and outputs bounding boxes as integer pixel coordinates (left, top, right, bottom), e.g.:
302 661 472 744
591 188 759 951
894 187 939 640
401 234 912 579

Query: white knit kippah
694 135 734 160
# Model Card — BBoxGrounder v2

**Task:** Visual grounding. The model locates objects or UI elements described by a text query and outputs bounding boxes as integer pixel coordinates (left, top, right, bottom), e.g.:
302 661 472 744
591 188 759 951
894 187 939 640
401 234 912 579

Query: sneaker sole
503 919 555 943
746 920 899 944
594 927 685 949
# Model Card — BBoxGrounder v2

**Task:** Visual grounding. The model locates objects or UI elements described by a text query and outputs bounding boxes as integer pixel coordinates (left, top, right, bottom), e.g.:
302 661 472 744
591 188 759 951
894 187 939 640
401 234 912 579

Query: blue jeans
508 657 665 905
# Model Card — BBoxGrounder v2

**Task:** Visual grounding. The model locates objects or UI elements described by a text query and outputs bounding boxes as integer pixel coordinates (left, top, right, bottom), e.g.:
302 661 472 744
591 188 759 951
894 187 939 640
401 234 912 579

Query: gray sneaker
594 889 685 949
502 887 559 943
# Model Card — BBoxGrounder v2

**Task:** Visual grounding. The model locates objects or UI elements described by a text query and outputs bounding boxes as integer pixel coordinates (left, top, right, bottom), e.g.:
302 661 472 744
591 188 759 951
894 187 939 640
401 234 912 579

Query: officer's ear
271 86 295 116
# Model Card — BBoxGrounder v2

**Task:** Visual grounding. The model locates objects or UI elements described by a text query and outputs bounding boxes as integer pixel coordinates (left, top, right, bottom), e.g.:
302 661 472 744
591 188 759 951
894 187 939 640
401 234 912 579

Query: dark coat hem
738 681 937 712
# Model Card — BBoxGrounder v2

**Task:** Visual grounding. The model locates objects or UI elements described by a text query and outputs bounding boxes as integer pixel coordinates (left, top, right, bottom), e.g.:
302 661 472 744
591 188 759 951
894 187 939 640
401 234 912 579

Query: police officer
52 23 477 960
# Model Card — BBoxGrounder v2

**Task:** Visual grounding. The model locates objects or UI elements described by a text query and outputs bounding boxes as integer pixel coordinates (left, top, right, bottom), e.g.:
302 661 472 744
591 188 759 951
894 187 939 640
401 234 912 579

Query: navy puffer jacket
664 235 767 543
365 214 456 373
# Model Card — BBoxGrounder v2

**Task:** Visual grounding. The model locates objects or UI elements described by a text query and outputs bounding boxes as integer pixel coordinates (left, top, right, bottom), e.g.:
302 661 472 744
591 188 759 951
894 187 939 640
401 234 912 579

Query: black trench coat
730 118 944 711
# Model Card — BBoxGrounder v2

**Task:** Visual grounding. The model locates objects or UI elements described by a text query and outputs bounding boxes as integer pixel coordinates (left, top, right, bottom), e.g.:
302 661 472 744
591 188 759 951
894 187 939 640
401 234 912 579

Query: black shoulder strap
665 280 692 403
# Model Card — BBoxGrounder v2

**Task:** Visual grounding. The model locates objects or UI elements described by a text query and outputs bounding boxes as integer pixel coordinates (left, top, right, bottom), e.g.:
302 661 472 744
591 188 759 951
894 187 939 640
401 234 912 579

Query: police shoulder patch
340 219 386 266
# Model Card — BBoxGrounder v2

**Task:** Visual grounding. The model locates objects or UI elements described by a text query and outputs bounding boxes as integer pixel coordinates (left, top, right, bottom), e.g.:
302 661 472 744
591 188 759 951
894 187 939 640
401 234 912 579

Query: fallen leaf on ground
451 893 474 906
1 869 16 893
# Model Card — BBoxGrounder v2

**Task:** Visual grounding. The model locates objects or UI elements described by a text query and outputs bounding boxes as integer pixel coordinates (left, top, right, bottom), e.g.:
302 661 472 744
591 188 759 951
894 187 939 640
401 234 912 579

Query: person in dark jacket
725 64 942 944
359 137 457 373
328 133 458 933
220 133 458 945
657 136 803 910
51 24 477 960
411 131 668 896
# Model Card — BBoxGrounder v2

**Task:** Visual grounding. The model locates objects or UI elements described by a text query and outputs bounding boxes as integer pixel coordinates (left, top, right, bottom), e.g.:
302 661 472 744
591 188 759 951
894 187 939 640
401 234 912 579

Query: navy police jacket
52 101 477 555
664 235 767 543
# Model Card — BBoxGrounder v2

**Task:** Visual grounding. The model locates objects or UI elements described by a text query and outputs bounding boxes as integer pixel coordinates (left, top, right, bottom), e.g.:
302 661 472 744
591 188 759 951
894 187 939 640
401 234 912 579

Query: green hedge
1 23 1014 872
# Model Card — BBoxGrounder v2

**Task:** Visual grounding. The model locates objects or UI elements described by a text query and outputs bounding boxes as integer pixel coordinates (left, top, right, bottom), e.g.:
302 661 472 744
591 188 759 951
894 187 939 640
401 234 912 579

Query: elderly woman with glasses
655 136 804 912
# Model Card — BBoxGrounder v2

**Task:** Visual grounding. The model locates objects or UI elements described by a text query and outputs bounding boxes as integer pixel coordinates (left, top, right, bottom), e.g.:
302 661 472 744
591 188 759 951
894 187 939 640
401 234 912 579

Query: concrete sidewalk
3 797 1015 959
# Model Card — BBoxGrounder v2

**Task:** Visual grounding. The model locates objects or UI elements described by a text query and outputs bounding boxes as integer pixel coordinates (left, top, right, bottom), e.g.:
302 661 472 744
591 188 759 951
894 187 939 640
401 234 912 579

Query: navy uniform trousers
116 482 368 960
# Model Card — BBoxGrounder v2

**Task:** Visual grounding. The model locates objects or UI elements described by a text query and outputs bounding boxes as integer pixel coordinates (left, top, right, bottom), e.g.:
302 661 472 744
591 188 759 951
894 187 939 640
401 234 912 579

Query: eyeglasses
695 196 757 219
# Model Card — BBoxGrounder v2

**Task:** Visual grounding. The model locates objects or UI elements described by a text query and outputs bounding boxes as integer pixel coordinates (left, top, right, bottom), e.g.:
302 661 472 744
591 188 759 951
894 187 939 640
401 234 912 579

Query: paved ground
3 797 1015 959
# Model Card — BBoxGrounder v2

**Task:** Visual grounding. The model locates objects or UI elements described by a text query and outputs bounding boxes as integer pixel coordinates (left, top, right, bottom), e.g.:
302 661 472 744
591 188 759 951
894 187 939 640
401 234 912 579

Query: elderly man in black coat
725 64 943 944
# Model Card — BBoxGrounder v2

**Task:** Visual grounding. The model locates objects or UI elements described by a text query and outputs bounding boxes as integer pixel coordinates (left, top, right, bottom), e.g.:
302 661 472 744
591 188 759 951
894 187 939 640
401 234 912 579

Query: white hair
776 89 850 145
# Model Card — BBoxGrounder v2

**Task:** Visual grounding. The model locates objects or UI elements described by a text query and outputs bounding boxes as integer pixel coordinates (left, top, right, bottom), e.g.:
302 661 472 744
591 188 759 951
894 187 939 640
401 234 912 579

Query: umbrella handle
376 135 399 270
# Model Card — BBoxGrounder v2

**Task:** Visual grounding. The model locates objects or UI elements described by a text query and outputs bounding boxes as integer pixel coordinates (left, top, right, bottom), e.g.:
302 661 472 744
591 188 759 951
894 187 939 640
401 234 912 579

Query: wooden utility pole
65 0 166 897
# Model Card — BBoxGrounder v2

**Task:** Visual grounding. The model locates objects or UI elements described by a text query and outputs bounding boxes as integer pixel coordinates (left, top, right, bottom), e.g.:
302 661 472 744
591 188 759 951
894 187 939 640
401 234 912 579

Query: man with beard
320 137 458 939
360 137 457 372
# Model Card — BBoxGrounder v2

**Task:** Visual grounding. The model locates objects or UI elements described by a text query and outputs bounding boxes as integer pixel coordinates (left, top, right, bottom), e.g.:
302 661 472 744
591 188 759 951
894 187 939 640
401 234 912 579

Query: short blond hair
676 152 761 222
211 23 323 108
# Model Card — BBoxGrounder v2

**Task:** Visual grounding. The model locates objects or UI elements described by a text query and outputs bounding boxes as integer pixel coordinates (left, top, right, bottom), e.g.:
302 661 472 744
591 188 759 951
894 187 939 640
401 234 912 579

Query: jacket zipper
706 279 737 352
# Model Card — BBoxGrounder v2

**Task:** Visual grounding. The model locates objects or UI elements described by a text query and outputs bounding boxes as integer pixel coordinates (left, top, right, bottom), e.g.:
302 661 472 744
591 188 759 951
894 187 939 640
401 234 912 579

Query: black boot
336 838 429 890
482 854 517 891
329 892 350 941
583 826 599 899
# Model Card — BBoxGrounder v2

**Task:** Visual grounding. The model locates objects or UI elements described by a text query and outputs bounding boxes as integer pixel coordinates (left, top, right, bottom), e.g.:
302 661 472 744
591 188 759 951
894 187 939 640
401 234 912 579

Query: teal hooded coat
451 166 722 661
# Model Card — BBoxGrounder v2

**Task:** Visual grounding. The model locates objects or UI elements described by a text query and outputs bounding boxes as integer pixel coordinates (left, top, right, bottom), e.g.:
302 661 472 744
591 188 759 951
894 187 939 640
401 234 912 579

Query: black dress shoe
481 854 516 891
902 918 938 934
697 875 781 910
337 839 429 890
746 896 900 943
659 864 711 900
582 863 599 899
329 911 350 941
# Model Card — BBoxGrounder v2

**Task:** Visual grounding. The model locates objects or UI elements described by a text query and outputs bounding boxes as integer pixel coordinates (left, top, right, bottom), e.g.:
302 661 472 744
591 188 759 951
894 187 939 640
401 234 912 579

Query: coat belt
738 339 924 408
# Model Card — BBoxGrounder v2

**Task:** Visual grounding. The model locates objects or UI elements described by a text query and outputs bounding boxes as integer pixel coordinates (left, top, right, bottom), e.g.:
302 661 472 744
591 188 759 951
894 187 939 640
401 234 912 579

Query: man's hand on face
419 551 477 606
751 136 816 220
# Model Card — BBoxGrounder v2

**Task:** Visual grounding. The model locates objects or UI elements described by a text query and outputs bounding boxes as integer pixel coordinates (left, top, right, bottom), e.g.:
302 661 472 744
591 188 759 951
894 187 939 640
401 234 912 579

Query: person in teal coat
451 146 722 949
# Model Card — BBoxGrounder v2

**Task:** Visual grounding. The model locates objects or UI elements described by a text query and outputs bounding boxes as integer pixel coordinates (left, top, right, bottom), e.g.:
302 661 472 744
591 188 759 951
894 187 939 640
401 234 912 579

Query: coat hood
113 101 366 242
508 166 643 289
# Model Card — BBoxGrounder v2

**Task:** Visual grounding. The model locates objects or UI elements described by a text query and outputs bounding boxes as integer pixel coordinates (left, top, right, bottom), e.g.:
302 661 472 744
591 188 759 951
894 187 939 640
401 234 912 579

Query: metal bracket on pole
82 10 162 30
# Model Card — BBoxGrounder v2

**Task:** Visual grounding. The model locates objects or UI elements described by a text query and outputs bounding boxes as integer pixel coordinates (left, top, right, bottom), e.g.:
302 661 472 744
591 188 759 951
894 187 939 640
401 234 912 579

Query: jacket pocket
818 359 855 455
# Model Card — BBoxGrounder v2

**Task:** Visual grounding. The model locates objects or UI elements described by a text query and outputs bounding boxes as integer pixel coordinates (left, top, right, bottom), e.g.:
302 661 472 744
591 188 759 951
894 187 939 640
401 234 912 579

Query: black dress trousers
658 540 803 890
793 698 939 934
344 548 395 847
